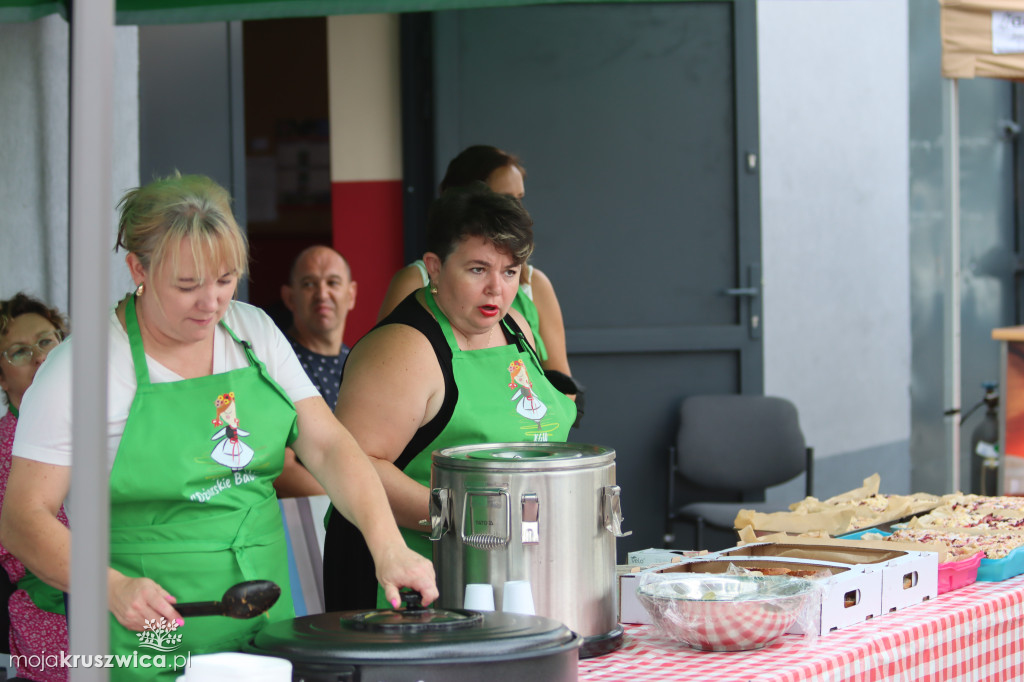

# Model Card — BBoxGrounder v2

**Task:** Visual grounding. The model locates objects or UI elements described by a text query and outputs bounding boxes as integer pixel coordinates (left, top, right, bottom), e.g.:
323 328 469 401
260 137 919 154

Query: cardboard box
715 542 938 614
877 550 939 613
639 557 882 635
627 547 706 567
940 0 1024 79
617 568 652 625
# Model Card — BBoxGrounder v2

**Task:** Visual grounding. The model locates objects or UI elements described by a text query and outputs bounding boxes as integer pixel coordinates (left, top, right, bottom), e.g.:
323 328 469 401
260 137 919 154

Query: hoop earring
135 282 145 297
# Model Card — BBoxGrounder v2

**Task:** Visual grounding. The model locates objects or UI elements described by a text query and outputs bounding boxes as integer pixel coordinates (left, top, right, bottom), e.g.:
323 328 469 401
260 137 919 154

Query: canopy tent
939 0 1024 495
0 0 690 24
4 0 713 679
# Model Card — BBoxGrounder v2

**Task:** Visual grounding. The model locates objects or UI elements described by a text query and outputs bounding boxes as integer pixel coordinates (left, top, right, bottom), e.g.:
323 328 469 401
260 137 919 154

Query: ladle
175 580 280 619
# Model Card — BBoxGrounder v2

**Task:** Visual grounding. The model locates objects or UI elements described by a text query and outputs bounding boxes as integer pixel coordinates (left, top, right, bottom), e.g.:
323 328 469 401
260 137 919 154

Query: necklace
457 324 496 351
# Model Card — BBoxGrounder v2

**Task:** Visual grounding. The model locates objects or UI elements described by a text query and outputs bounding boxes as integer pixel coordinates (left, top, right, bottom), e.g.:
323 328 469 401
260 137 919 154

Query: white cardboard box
618 569 651 625
876 550 938 613
714 542 938 614
627 548 705 567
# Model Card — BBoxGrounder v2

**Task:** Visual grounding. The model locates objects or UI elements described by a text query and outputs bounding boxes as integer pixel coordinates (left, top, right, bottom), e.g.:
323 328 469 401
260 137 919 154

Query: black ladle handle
175 601 222 617
173 580 281 619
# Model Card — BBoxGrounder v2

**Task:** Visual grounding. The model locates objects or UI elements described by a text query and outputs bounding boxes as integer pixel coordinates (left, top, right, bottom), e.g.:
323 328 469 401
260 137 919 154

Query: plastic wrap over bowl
636 574 815 652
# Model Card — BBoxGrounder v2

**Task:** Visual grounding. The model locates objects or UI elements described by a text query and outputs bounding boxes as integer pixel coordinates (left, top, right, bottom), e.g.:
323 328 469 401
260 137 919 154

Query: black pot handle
400 589 426 612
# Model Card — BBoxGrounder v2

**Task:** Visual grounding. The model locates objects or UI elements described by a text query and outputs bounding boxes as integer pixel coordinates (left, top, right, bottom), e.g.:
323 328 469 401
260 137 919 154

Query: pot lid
346 591 482 633
246 608 579 663
433 442 615 472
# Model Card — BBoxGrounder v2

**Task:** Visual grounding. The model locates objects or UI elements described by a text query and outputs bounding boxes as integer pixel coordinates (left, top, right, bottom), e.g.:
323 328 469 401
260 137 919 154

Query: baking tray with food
735 474 942 539
842 528 1015 584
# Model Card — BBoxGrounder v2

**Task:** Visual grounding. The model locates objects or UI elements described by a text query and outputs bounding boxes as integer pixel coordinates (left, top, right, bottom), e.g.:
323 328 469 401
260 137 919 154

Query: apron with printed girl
376 289 576 607
64 296 296 680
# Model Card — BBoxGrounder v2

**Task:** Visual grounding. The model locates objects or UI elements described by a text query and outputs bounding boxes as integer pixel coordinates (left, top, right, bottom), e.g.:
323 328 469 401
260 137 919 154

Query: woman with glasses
0 174 436 680
0 292 69 681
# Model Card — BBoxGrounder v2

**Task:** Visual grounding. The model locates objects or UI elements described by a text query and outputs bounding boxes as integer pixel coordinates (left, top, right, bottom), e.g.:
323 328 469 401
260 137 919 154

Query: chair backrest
676 395 806 492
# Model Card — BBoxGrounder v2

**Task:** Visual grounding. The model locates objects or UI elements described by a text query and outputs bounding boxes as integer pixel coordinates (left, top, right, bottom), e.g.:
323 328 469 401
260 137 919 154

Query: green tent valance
0 0 63 22
1 0 698 26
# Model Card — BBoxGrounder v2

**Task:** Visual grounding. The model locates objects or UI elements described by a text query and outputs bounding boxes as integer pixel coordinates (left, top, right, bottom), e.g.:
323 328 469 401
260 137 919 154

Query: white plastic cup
181 652 292 681
502 580 536 615
463 583 495 611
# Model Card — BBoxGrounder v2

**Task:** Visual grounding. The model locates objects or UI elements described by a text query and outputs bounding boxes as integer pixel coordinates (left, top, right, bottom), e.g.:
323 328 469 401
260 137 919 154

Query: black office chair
664 394 814 551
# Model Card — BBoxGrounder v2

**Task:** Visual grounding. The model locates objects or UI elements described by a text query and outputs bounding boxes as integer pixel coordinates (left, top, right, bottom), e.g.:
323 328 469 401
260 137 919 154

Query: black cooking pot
244 592 581 681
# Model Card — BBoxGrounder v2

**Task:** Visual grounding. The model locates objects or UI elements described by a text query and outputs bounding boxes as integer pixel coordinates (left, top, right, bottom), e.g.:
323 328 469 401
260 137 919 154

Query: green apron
106 297 296 679
376 291 576 607
511 287 547 362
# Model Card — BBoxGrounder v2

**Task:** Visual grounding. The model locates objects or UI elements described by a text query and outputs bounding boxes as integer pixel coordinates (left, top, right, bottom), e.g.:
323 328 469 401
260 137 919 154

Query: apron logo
137 618 183 652
209 392 255 470
507 360 555 442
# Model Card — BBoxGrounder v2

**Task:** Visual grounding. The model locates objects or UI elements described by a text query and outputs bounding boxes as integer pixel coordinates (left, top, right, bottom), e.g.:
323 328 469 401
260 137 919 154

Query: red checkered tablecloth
580 574 1024 681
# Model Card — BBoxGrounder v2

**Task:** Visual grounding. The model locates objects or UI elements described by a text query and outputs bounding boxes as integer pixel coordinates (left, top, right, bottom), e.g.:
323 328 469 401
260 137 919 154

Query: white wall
0 15 138 311
758 0 911 461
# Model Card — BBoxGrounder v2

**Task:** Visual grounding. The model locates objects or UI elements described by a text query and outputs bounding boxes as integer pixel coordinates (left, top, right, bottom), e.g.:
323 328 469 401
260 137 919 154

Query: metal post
943 77 962 495
68 0 114 678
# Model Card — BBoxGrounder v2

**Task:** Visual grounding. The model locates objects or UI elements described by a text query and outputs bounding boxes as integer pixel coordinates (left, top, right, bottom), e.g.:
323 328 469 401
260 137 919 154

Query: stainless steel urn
429 442 630 658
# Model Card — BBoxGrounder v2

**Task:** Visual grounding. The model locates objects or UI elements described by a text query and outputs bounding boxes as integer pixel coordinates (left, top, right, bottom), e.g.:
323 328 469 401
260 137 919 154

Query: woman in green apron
323 183 577 610
0 174 436 680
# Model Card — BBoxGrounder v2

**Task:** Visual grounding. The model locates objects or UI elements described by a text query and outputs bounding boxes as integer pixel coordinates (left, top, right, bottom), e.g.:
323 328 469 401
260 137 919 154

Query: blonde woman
0 175 435 680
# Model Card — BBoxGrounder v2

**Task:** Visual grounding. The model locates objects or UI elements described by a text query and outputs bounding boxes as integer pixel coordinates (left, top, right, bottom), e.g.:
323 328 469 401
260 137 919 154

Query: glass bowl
636 573 815 652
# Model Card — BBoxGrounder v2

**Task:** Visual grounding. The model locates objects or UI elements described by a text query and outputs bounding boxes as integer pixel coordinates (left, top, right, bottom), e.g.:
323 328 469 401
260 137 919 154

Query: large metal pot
244 592 580 681
429 442 630 658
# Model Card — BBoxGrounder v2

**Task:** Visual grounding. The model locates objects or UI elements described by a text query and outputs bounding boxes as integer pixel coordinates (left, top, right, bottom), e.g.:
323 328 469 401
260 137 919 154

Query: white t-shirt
14 300 320 471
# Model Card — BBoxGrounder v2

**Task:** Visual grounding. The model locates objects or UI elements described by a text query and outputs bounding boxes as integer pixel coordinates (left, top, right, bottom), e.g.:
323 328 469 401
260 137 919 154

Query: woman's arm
332 323 444 530
0 458 71 591
530 267 572 377
0 457 182 630
291 359 439 606
273 446 326 498
377 265 428 322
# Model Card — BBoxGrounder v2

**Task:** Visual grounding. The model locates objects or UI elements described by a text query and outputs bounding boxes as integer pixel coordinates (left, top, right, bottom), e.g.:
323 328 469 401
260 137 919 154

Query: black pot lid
247 609 579 663
346 602 483 633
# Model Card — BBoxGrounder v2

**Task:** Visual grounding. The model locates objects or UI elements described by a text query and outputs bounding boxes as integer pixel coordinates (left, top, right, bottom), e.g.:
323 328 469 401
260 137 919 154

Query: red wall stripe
332 179 404 347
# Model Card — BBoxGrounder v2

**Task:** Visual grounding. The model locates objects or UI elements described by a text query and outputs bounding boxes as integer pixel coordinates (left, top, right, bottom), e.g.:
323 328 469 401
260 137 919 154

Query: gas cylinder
969 382 1000 495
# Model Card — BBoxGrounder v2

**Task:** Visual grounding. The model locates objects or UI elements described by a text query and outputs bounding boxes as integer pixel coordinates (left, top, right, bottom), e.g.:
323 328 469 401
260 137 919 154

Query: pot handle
429 488 452 541
602 485 632 537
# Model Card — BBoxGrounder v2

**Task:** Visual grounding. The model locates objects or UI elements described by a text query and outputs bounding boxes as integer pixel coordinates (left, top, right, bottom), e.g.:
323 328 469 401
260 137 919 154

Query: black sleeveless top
384 292 525 470
321 291 528 610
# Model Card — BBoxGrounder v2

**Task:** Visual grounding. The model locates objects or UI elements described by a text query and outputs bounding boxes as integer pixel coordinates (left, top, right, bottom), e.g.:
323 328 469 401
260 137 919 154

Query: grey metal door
431 1 761 556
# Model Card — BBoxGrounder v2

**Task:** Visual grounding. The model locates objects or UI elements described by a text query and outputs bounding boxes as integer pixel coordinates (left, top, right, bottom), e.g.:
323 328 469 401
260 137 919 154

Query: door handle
725 265 762 340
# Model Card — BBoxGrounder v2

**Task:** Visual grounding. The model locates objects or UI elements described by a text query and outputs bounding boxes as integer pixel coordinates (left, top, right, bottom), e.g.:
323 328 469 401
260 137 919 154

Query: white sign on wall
992 11 1024 54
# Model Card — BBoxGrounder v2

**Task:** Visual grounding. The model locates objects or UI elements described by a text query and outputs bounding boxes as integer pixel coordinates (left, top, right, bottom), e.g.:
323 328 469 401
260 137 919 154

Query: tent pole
68 0 114 678
943 77 962 495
